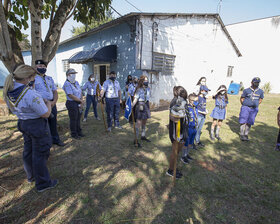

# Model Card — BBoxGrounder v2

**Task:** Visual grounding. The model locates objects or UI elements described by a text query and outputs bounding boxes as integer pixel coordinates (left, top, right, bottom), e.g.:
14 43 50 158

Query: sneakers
107 127 112 132
83 118 87 122
215 135 221 141
210 133 215 141
95 117 101 120
28 177 35 183
166 169 183 179
133 140 141 148
115 126 123 130
37 179 58 192
192 144 198 150
78 133 85 137
53 141 66 147
181 157 189 164
72 135 80 140
197 142 205 147
240 135 249 141
141 136 151 142
187 155 193 160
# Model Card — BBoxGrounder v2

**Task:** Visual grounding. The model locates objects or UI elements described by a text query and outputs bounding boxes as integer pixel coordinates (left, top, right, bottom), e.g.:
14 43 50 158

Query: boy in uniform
239 77 264 141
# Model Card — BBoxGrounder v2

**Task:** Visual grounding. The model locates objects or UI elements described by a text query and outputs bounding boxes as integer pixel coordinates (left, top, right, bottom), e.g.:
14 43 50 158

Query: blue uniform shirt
128 83 137 97
215 95 228 109
242 87 264 108
7 82 48 120
63 80 82 101
102 79 121 98
35 75 57 100
196 96 207 114
187 104 198 128
134 87 150 102
82 81 101 96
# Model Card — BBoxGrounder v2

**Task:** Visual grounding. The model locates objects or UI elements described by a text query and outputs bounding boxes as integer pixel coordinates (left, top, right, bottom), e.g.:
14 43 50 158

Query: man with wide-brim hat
239 77 264 141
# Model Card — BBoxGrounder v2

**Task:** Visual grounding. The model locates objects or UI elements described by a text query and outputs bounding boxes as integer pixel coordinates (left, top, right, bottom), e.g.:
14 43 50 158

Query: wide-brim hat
66 68 78 75
215 86 227 95
252 77 261 83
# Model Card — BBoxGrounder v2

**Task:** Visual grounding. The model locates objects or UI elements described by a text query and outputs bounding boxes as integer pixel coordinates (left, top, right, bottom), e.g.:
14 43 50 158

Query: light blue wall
58 21 142 88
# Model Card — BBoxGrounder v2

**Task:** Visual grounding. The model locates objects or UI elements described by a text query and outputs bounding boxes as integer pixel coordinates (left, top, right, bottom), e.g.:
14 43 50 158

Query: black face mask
110 77 116 81
252 83 259 88
143 81 148 87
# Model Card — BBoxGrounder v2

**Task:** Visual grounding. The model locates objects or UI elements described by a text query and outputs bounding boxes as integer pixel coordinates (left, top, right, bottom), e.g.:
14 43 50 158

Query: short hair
88 74 94 81
110 71 116 75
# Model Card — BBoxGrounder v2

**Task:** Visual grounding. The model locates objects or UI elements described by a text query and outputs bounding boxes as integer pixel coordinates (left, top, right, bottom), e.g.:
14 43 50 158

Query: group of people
3 61 279 190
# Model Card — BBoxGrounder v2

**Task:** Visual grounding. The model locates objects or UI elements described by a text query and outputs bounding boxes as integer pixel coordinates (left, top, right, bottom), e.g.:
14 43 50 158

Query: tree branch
49 0 56 27
65 0 79 22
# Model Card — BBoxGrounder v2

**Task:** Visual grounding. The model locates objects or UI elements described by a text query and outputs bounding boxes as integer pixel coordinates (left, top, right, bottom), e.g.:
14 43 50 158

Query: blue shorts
239 105 259 125
185 127 197 146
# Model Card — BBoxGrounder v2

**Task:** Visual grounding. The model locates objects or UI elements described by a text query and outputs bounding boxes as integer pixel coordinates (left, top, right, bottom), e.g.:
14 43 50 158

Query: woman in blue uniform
132 75 151 146
3 64 58 192
82 74 101 122
210 85 228 141
63 68 84 139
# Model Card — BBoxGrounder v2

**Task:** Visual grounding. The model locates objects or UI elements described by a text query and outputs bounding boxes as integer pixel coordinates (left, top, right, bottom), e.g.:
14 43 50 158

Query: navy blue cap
200 85 210 92
252 77 261 83
35 60 47 66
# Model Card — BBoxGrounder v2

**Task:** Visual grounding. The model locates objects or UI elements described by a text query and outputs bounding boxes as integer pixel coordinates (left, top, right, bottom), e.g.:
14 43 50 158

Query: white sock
141 125 146 137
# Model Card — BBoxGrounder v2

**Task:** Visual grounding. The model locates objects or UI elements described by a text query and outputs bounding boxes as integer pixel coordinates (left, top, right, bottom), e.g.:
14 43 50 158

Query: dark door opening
99 66 107 85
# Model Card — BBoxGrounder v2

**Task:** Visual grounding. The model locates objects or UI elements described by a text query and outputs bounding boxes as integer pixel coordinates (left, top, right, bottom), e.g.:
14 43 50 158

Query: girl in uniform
132 75 151 146
63 68 84 139
210 85 228 141
166 86 188 179
82 74 101 121
3 64 58 192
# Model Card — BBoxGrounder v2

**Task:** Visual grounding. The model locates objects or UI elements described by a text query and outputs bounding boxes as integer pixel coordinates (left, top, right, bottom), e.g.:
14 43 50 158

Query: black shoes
187 155 193 160
72 135 80 140
192 144 198 150
215 135 221 141
240 135 249 141
37 179 58 192
53 141 66 147
197 142 205 147
181 157 189 164
134 140 142 148
141 136 151 142
210 134 215 141
166 169 183 179
78 133 85 137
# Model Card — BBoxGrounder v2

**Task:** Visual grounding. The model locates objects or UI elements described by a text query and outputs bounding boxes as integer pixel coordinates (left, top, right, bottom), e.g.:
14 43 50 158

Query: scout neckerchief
67 79 77 88
143 87 148 102
249 87 259 101
90 81 96 95
38 74 50 92
8 85 30 107
110 80 118 97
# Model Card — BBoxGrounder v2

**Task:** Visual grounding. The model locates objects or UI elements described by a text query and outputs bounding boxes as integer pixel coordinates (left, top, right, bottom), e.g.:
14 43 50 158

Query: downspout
151 22 158 70
138 20 143 69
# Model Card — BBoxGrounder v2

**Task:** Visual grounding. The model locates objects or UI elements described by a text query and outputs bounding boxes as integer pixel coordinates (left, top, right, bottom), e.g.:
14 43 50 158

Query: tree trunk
42 0 75 64
29 0 43 66
0 0 23 72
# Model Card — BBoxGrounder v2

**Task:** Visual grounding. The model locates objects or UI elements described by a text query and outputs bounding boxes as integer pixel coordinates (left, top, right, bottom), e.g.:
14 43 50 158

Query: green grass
0 94 279 224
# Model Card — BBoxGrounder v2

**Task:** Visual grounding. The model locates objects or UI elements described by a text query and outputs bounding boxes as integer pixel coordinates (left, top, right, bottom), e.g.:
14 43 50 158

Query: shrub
261 82 272 94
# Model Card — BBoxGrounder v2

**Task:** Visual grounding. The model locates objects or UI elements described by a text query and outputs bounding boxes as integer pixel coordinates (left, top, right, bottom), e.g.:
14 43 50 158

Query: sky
23 0 280 42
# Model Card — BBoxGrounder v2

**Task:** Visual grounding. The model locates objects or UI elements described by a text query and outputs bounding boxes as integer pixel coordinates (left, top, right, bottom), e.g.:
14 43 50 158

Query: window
152 52 175 75
227 66 234 77
62 60 70 72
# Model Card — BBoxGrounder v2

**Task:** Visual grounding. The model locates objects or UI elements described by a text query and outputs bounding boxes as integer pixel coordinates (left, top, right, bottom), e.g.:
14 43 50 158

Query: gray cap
66 68 78 76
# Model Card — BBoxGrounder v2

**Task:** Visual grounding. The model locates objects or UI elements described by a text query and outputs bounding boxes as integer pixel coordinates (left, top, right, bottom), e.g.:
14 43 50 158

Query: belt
106 97 119 99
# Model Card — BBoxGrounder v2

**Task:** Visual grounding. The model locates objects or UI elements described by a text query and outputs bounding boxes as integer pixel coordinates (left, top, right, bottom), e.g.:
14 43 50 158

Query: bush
261 82 272 94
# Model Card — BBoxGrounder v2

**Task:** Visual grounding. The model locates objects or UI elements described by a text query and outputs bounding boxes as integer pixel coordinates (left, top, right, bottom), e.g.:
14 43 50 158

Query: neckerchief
7 85 30 107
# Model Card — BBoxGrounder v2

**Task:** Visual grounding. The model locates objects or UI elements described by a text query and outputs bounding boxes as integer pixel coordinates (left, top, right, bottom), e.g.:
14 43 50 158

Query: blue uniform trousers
66 100 82 137
48 105 60 144
84 94 98 119
185 126 197 146
18 118 52 190
195 113 206 143
105 97 120 128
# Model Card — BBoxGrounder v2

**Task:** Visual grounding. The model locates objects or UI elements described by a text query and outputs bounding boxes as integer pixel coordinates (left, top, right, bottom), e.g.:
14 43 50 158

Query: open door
99 65 107 85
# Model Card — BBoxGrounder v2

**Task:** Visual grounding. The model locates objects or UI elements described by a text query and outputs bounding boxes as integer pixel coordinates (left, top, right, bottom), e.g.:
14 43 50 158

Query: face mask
143 81 149 87
110 77 116 81
37 68 47 74
220 90 226 95
28 80 35 87
252 83 259 88
202 92 208 96
68 74 76 83
90 78 95 82
201 80 206 85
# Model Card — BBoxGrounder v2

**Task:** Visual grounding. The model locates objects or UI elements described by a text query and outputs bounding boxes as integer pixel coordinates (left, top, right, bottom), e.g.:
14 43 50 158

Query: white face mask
220 90 226 95
68 74 76 83
90 77 95 82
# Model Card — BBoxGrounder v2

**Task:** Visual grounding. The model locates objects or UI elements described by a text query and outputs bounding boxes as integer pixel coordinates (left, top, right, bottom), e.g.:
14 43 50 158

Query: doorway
100 66 107 85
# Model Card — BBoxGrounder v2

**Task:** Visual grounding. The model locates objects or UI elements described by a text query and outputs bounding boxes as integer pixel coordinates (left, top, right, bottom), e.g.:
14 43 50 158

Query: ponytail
3 74 14 103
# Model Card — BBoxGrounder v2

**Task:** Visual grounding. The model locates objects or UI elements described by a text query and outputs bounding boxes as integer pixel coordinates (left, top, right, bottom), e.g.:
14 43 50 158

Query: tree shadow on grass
0 109 279 224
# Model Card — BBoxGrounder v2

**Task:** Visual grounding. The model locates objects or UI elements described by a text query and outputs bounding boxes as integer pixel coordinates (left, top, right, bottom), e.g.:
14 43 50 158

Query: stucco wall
227 17 280 93
138 15 238 104
56 22 140 88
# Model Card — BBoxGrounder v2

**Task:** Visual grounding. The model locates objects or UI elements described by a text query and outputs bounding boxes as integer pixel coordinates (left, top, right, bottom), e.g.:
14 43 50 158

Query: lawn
0 94 279 224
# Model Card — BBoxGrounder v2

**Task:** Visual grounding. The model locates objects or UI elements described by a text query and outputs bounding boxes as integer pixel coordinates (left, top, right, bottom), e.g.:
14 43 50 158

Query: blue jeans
105 97 120 128
18 118 52 190
195 113 206 143
84 95 98 119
